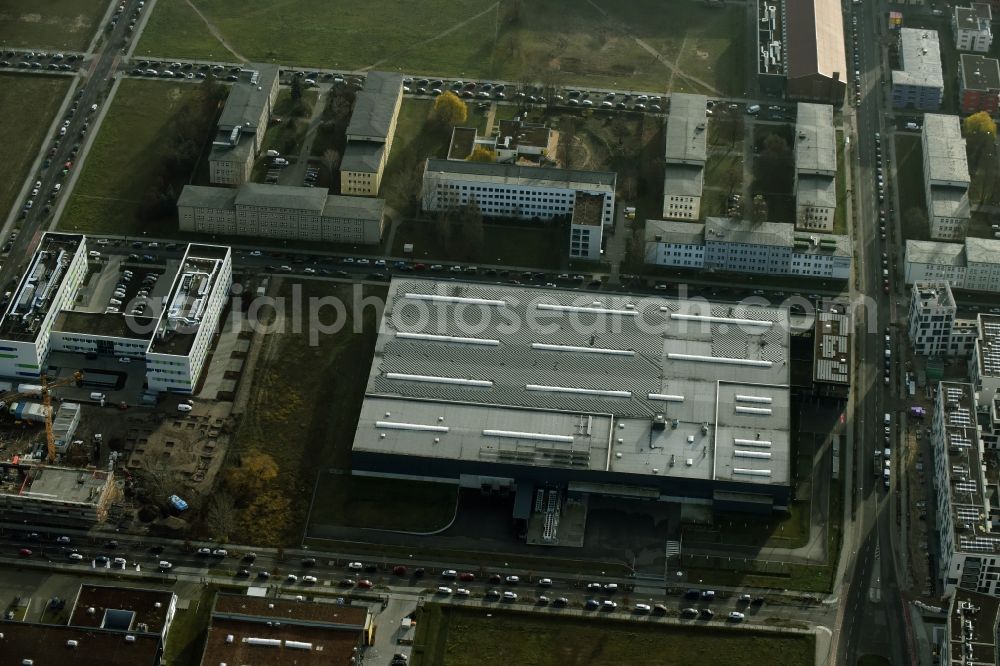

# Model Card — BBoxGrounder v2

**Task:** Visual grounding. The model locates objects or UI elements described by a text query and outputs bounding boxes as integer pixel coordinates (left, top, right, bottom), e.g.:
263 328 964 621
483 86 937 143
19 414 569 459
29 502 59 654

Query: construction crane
0 371 84 463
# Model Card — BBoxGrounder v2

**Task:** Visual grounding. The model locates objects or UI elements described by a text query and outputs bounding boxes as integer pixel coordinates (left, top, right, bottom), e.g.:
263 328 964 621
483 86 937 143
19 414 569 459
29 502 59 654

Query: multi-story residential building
968 314 1000 408
0 235 232 395
907 283 978 357
0 233 89 379
941 587 1000 666
341 71 404 196
923 115 971 240
208 64 280 185
421 159 615 260
662 93 707 221
794 103 837 231
892 29 945 110
178 183 385 245
145 245 232 394
905 237 1000 290
930 382 1000 595
954 4 993 52
959 53 1000 113
644 218 851 279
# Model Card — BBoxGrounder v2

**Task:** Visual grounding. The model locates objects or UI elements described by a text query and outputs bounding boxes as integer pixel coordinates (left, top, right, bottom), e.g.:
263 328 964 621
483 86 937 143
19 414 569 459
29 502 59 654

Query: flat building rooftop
0 233 84 342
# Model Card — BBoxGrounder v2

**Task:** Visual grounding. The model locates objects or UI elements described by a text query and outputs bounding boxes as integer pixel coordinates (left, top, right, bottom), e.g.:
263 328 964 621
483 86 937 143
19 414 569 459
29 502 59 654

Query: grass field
137 0 744 94
0 0 107 51
381 98 488 214
308 475 458 533
232 280 382 545
60 79 220 238
0 74 69 225
411 606 815 666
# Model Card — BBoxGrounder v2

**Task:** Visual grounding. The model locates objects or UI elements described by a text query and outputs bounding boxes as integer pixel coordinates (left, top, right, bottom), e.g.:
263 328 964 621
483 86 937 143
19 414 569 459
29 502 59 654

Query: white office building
0 236 232 394
954 4 993 53
930 382 1000 595
421 159 615 260
892 29 945 110
0 233 89 379
923 115 971 241
146 245 232 393
905 238 1000 291
645 217 851 279
662 93 707 221
794 103 837 232
907 283 978 357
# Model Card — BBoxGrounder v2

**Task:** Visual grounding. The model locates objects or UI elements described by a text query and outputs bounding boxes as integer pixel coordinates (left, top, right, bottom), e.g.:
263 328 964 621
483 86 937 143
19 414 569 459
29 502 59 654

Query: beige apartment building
178 183 385 245
208 64 280 186
341 71 404 196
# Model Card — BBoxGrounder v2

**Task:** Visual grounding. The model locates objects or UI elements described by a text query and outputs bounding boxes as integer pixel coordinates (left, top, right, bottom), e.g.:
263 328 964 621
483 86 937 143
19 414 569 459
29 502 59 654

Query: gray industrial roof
352 278 791 486
928 186 971 220
340 141 386 173
797 175 837 209
960 53 1000 92
664 93 708 164
323 195 385 221
0 233 84 342
217 63 278 130
705 217 793 247
424 158 616 190
646 219 706 246
795 103 836 176
208 135 254 169
923 115 970 186
965 237 1000 264
893 29 944 89
662 164 705 198
906 239 966 266
345 71 403 141
177 185 238 210
235 183 327 212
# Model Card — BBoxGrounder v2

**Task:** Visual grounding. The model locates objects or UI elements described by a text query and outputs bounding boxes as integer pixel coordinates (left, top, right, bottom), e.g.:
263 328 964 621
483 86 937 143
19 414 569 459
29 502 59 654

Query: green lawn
381 98 488 214
60 79 220 237
0 74 69 225
894 134 928 241
0 0 107 51
705 150 743 196
138 0 745 94
411 606 815 666
309 475 458 533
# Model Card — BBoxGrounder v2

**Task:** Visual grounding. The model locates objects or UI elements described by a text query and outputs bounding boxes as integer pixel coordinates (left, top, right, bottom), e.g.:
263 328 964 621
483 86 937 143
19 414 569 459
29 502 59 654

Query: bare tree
321 148 341 177
206 491 238 542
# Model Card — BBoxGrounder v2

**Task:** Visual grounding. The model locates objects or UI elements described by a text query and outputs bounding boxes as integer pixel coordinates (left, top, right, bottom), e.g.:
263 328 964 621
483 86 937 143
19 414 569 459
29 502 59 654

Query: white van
746 104 760 114
884 412 891 424
90 392 106 401
177 403 193 412
905 122 919 130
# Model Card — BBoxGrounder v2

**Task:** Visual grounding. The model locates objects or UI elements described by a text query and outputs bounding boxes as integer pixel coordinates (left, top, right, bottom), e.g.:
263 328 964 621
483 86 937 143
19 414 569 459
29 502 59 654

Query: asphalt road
837 1 911 664
0 0 142 290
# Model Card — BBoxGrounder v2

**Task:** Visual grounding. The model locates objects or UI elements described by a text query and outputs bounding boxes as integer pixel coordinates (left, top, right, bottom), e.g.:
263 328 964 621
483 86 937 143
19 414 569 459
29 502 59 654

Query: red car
357 579 373 589
18 548 32 557
392 565 407 576
458 572 476 582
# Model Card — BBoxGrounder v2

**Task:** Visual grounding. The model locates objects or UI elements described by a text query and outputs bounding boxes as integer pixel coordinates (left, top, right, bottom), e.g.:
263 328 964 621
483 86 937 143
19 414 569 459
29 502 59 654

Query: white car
249 250 262 257
211 548 227 557
302 575 318 584
538 578 553 587
68 552 84 561
436 586 453 595
197 547 211 555
634 603 651 613
347 561 364 570
729 611 745 621
286 574 298 582
455 588 471 597
604 583 618 592
505 575 520 584
158 561 172 570
602 600 617 609
502 591 517 601
441 569 457 578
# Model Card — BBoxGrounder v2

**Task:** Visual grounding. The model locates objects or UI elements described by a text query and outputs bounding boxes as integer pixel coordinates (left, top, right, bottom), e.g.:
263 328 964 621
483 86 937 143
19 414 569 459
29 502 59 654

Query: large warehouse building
351 278 792 521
